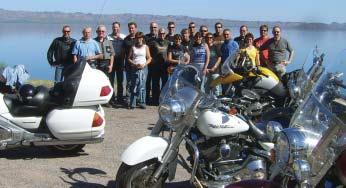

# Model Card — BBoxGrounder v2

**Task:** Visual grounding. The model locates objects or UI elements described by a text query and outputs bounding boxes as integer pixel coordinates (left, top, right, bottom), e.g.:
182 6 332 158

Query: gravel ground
0 106 193 188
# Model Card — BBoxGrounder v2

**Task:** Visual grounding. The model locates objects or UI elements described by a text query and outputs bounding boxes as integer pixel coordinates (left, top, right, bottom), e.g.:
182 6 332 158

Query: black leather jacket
47 37 76 66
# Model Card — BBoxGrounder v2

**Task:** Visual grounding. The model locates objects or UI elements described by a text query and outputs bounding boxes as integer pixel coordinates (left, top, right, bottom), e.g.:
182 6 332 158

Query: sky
0 0 345 24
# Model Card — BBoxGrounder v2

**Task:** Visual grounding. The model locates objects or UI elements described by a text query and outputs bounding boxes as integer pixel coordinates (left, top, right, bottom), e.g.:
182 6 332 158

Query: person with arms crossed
47 25 76 83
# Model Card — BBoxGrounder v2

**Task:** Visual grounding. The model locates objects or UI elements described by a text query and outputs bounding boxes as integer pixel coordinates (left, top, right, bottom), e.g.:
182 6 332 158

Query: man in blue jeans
47 25 76 83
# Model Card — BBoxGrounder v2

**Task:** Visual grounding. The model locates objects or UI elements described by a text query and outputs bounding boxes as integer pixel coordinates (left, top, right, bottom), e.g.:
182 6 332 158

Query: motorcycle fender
121 136 169 166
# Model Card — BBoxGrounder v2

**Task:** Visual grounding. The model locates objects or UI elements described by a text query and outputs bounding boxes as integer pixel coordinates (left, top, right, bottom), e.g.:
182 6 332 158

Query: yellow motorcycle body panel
210 73 243 87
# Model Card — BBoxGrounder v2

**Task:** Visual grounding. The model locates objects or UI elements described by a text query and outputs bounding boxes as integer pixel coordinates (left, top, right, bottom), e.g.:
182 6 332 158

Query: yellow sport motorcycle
209 52 288 117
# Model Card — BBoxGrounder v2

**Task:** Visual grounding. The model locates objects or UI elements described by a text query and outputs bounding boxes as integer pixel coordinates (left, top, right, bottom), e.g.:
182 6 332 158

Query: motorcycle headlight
275 128 309 165
158 99 186 125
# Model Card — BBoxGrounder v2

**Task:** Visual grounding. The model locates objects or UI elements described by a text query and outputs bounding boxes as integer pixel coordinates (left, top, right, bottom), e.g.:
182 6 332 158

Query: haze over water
0 22 345 80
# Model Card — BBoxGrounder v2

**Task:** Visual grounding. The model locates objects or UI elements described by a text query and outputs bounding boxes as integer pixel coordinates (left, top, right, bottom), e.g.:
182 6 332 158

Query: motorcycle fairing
210 73 243 87
121 136 168 166
210 67 279 90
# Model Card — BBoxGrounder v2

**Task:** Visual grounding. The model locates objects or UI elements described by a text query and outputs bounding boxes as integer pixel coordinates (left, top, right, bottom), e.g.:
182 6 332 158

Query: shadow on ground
60 167 192 188
60 167 109 188
0 147 88 160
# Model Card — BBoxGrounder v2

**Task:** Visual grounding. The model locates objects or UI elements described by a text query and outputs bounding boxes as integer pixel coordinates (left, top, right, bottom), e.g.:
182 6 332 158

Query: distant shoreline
1 9 345 31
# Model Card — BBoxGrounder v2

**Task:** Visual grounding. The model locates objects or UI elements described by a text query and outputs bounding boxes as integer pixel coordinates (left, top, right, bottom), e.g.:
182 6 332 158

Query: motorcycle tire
115 159 167 188
47 144 85 154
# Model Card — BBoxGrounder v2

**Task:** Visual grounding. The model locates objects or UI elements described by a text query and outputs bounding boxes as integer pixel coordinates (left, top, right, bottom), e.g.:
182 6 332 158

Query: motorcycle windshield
220 52 238 75
291 47 325 100
160 64 203 107
290 50 346 174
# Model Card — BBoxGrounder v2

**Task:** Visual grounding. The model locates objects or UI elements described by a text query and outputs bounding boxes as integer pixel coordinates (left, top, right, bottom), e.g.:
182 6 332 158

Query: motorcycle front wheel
115 159 167 188
47 144 85 154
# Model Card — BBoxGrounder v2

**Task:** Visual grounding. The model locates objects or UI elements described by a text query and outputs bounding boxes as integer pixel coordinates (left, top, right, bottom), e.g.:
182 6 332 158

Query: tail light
100 86 112 97
92 112 104 127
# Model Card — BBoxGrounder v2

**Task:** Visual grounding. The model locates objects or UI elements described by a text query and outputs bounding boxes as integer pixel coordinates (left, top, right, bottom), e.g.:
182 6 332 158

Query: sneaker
138 104 146 109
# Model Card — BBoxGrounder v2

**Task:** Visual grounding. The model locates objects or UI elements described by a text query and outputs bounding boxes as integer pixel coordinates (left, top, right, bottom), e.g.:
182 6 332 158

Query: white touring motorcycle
0 60 112 153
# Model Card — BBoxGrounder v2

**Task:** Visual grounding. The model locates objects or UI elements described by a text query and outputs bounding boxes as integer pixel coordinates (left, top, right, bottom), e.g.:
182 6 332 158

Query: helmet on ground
19 84 35 102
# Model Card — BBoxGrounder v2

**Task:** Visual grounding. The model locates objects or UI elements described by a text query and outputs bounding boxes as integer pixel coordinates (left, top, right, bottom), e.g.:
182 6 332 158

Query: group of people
47 21 294 109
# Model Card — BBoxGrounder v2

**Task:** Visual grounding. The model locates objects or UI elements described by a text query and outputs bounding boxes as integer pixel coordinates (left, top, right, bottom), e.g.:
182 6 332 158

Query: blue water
0 23 345 80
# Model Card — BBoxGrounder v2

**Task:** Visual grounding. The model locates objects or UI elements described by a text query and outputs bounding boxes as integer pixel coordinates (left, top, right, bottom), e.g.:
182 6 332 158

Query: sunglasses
150 26 157 28
63 30 71 33
215 26 222 28
189 26 195 28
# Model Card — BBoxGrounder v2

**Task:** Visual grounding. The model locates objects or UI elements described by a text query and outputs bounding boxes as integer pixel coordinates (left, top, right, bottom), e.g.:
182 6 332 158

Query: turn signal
92 112 104 127
100 86 112 96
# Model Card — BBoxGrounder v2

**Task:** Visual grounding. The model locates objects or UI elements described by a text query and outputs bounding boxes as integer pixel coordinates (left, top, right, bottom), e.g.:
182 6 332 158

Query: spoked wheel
47 144 85 154
116 160 167 188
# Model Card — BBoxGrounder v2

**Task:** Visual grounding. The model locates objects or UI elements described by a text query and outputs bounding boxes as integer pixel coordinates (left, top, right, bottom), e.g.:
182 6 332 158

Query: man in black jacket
47 25 76 83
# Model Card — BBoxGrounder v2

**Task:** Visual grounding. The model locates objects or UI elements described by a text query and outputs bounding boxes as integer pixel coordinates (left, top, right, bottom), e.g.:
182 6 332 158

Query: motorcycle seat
4 86 56 117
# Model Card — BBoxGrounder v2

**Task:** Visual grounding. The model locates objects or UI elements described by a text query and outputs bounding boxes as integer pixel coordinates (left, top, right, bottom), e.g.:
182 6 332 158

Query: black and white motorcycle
0 60 113 153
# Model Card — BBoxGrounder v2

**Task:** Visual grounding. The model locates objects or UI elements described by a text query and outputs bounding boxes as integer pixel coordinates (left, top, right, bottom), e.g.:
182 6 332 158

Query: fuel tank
197 109 249 137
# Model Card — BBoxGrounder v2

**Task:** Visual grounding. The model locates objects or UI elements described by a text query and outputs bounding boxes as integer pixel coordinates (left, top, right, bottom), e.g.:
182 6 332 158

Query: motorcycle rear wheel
115 160 167 188
47 144 85 154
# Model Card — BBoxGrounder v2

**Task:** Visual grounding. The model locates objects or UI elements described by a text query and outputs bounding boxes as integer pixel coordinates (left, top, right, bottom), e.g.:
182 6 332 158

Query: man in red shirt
254 24 270 66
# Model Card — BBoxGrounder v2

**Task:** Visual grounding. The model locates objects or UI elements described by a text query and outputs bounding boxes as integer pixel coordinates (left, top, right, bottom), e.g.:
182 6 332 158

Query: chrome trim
32 137 104 146
266 121 283 142
293 159 311 184
185 137 199 184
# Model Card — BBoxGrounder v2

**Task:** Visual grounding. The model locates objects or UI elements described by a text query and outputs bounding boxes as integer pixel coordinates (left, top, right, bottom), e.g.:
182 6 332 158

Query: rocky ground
0 106 193 188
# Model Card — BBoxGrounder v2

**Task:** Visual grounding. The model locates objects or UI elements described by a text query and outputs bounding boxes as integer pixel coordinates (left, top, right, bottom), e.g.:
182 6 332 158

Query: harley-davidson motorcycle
0 60 113 153
115 62 287 188
114 48 327 188
227 50 346 188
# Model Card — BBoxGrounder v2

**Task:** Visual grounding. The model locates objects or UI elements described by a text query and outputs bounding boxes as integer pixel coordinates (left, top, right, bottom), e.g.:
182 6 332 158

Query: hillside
0 9 345 30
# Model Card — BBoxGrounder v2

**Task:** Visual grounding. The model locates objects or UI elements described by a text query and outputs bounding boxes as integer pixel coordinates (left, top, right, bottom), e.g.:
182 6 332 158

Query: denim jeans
129 67 147 107
54 65 64 83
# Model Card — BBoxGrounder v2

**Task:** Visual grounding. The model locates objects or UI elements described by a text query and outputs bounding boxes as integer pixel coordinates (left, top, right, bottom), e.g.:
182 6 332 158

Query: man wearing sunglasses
234 25 248 49
254 24 270 66
94 25 115 107
47 25 76 83
165 21 176 44
213 22 224 50
260 25 294 77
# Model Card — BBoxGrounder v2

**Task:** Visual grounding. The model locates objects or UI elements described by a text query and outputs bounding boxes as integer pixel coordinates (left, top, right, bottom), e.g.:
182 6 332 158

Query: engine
186 128 267 184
